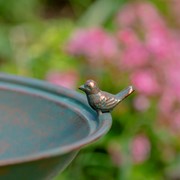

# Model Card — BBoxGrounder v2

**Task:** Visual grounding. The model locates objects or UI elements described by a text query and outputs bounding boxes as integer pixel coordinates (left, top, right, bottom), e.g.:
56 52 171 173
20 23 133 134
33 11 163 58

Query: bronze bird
79 80 134 115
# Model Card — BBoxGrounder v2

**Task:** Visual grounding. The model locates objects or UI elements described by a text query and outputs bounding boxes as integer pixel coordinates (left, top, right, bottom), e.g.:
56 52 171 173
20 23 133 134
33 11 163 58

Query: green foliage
0 0 40 23
78 0 125 27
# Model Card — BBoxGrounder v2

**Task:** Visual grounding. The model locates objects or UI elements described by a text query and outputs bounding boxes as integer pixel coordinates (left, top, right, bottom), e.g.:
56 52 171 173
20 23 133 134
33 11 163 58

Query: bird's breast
89 93 106 109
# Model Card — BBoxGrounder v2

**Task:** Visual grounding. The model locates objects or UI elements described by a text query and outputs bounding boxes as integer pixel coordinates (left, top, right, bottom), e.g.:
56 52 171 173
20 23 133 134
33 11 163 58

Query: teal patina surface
0 74 112 180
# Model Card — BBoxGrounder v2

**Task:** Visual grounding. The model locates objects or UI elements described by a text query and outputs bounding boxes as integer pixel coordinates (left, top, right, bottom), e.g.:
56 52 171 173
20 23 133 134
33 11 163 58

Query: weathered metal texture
79 79 134 114
0 74 112 180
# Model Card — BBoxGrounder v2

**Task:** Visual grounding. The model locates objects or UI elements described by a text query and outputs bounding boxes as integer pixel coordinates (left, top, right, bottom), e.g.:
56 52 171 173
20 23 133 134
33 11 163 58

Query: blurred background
1 0 180 179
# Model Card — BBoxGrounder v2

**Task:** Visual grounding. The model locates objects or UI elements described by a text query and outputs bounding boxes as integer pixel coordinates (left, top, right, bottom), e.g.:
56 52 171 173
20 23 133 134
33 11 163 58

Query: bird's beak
79 85 85 91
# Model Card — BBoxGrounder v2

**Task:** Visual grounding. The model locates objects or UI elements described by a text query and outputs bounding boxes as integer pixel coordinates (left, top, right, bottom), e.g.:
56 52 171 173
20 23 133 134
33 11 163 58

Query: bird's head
79 80 100 94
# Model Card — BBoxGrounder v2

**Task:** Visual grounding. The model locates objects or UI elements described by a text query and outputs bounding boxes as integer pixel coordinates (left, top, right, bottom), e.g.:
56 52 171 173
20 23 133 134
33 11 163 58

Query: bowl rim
0 73 112 166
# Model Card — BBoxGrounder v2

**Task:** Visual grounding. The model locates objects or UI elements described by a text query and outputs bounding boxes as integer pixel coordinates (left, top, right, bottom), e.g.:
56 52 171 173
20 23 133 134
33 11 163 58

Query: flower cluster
66 1 180 164
67 2 180 123
117 2 180 131
66 28 118 64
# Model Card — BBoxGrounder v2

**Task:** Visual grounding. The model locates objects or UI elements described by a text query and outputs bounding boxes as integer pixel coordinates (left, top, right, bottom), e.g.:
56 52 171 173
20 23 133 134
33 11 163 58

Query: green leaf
78 0 125 27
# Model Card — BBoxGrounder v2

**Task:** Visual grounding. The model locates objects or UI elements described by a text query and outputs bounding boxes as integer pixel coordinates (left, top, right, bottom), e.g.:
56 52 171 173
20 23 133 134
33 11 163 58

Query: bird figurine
79 80 134 115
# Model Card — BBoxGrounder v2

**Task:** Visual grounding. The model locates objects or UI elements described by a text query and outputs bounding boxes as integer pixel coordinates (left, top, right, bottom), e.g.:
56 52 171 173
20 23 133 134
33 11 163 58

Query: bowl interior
0 88 90 161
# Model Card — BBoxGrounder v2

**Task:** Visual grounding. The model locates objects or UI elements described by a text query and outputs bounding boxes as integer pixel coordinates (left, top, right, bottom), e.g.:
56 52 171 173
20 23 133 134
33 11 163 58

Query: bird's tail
116 86 134 101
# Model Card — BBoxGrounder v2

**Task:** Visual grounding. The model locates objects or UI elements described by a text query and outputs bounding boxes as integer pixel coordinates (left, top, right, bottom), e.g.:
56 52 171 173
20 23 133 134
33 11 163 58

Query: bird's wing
100 92 119 110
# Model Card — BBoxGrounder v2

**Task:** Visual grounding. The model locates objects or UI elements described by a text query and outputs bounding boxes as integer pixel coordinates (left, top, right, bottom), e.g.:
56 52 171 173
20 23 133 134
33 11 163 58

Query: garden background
1 0 180 179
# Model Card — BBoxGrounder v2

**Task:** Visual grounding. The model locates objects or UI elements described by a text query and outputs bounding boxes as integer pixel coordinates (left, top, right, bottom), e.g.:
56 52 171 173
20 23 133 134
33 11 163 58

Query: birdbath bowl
0 74 112 180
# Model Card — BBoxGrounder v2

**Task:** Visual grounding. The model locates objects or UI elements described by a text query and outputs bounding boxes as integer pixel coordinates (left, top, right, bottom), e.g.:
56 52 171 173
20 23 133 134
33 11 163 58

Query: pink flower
117 2 172 61
131 134 151 164
116 4 136 27
165 65 180 99
133 95 150 111
120 44 149 69
46 71 78 89
136 2 172 60
131 70 160 95
136 2 165 31
158 89 175 116
117 29 150 69
145 27 172 60
117 29 139 46
171 111 180 132
66 28 118 63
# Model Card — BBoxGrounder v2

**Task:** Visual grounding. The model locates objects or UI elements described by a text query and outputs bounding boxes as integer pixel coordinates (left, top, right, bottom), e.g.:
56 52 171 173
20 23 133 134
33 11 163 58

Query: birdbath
0 74 133 180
